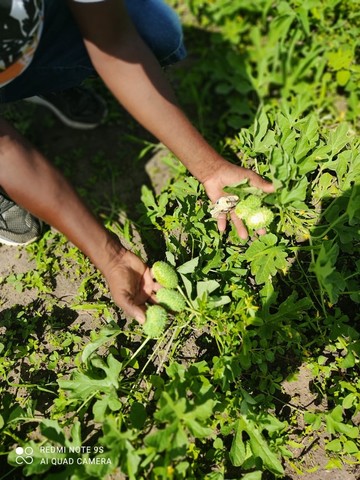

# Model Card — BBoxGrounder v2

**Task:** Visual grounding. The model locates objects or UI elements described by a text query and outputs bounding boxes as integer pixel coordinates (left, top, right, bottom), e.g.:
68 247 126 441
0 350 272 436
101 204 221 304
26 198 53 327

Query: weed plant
0 1 359 479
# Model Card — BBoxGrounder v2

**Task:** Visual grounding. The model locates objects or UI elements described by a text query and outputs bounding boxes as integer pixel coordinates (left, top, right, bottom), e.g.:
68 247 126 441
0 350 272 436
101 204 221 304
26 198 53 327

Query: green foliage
1 1 360 479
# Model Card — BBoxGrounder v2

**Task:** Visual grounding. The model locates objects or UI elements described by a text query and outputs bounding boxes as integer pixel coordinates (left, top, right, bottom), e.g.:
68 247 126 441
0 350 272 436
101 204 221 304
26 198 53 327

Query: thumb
122 301 146 324
248 172 275 193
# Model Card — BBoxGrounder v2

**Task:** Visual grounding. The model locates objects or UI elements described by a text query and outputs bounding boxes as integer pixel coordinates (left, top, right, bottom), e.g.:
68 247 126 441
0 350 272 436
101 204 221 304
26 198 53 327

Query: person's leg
0 189 42 246
0 0 186 244
0 0 186 104
124 0 187 67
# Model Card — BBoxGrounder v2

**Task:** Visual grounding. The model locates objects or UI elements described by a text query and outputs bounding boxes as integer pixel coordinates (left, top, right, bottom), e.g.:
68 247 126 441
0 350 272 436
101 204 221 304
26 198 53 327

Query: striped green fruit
156 288 186 313
143 305 167 338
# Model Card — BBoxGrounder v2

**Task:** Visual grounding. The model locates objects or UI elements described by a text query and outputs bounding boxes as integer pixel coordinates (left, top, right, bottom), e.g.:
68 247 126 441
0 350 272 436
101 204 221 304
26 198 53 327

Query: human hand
202 162 275 239
103 250 160 324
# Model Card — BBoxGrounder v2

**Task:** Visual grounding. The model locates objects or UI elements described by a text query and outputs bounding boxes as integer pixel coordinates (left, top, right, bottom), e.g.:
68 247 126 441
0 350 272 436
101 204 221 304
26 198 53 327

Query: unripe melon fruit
152 261 178 289
143 305 167 338
156 288 186 313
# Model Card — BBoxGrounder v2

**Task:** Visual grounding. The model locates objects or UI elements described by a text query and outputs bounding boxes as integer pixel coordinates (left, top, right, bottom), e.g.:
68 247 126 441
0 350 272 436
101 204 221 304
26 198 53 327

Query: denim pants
0 0 186 103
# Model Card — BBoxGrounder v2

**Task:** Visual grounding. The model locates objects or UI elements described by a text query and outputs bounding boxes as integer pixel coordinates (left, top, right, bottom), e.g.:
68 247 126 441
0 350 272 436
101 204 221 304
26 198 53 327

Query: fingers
121 287 159 325
143 267 161 294
248 171 275 193
230 210 248 240
122 301 147 324
147 290 159 304
215 210 249 239
141 266 164 306
217 213 227 233
150 280 162 294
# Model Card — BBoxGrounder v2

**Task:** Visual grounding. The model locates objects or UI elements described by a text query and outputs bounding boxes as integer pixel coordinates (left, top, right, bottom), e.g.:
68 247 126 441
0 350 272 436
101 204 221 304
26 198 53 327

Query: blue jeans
0 0 186 103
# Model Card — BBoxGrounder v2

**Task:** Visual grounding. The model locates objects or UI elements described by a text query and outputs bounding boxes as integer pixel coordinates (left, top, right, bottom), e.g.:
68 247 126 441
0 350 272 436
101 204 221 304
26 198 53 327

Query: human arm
68 0 274 237
0 118 157 322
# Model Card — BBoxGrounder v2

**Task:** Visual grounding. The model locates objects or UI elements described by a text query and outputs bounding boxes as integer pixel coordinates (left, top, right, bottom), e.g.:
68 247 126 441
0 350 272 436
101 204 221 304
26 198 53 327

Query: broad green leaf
81 323 121 364
344 440 359 455
141 185 158 210
40 419 65 444
196 279 220 298
294 114 319 161
334 150 353 186
207 295 231 308
303 411 322 429
248 426 284 474
241 415 284 475
99 417 140 479
326 405 359 438
346 184 360 225
328 123 350 158
253 110 269 148
313 172 337 200
325 438 342 452
179 273 193 299
242 472 262 480
58 354 122 399
187 398 216 422
310 240 346 303
177 257 199 274
259 292 313 322
343 393 357 409
327 49 353 71
186 419 213 438
230 419 246 466
340 351 356 369
130 402 147 430
326 416 359 439
336 69 350 86
93 397 108 423
173 425 189 448
8 441 54 475
145 423 180 451
244 234 289 284
108 396 122 412
280 126 297 154
280 175 308 205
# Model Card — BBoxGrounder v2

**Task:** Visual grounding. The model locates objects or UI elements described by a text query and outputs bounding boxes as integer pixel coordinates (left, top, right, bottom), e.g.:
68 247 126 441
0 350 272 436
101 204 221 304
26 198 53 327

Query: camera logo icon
15 446 34 465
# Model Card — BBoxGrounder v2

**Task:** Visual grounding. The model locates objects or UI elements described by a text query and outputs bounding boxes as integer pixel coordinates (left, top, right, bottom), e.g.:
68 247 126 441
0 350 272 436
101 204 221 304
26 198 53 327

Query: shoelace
0 195 14 228
0 195 13 215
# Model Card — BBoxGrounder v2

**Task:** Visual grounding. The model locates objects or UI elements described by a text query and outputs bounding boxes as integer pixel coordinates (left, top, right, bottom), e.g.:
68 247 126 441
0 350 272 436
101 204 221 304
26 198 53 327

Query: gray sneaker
0 193 42 246
25 86 108 130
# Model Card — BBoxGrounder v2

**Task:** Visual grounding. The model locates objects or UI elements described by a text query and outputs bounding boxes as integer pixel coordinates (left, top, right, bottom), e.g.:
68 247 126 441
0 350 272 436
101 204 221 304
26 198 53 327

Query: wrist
91 230 127 276
198 154 228 185
180 142 228 185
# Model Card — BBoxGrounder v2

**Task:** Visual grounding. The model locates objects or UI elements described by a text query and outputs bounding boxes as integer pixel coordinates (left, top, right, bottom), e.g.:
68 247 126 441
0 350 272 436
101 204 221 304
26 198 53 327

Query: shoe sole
0 220 43 246
0 234 40 246
25 96 103 130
